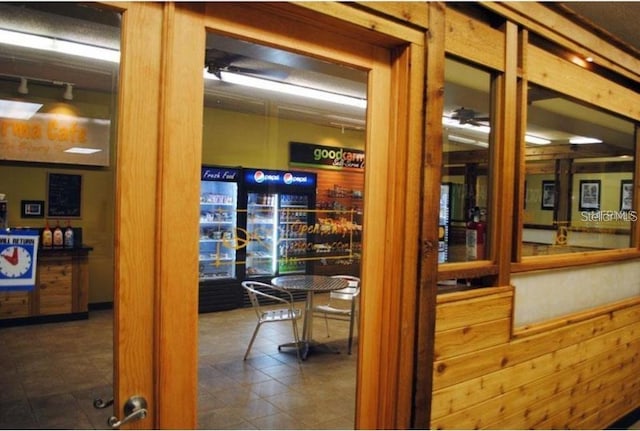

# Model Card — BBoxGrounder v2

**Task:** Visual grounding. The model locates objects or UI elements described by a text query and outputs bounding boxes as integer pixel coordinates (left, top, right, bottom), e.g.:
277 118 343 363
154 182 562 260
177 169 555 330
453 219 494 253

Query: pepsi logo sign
254 170 265 183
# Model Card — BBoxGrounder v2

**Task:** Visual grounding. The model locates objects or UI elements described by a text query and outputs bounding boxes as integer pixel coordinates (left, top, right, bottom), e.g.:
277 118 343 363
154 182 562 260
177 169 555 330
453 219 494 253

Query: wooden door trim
200 4 424 429
112 2 163 428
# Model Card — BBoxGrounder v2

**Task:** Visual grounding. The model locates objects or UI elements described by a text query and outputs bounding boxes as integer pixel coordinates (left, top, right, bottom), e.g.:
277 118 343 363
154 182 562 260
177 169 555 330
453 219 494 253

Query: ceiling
556 2 640 56
0 2 637 143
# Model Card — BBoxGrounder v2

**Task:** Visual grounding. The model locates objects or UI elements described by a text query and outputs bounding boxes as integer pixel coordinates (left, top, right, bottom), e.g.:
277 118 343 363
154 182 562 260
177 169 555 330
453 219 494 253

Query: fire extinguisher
466 206 486 260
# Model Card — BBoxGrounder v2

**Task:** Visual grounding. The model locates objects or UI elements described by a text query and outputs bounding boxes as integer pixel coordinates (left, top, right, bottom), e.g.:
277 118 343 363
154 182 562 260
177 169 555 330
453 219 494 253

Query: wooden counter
0 247 92 326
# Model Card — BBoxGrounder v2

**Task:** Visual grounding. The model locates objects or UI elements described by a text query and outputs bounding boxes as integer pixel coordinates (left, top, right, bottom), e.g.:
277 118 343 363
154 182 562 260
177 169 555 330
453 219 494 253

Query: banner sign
289 141 365 170
244 168 316 188
0 230 39 291
0 112 111 166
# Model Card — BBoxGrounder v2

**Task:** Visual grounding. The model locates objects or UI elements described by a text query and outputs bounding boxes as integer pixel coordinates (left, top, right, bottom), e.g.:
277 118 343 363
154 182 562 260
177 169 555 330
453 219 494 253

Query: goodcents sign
289 141 364 170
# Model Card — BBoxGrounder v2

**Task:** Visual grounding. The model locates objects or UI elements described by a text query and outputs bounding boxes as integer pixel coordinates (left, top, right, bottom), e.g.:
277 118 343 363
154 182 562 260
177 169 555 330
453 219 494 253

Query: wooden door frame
111 2 425 428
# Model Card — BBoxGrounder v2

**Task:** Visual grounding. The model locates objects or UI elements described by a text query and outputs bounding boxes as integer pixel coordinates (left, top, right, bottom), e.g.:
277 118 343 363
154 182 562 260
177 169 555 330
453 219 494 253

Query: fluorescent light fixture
525 135 552 145
448 134 477 145
447 134 487 148
0 99 43 120
204 69 367 109
570 136 602 144
64 147 103 155
0 28 120 63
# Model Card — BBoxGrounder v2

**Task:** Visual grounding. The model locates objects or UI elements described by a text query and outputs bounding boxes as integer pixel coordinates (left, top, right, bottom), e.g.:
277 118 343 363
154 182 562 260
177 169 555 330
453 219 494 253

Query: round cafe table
271 275 348 360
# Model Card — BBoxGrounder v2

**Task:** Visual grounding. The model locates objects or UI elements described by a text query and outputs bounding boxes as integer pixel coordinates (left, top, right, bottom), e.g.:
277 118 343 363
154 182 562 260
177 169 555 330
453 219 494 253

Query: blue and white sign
201 166 241 182
244 169 316 188
0 230 39 291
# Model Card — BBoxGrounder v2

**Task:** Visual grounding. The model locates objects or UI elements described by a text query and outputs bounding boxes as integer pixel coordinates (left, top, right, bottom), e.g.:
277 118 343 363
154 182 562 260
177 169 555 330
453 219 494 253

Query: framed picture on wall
541 181 555 210
579 179 601 211
21 200 45 218
620 179 633 212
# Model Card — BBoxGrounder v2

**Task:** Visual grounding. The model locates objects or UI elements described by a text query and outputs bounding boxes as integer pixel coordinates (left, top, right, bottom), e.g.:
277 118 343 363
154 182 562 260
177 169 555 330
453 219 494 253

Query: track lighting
63 83 73 101
17 77 28 95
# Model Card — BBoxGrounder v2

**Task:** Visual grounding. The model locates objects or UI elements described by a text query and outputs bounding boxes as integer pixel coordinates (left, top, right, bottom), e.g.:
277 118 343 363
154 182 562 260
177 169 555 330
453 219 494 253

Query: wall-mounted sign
243 168 316 188
201 166 241 181
47 173 82 218
0 112 110 166
289 141 365 170
0 230 39 291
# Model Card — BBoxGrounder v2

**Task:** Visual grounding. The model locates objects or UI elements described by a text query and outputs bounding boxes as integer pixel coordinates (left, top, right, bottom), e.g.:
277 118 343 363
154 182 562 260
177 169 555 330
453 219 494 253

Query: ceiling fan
449 107 490 125
205 48 289 80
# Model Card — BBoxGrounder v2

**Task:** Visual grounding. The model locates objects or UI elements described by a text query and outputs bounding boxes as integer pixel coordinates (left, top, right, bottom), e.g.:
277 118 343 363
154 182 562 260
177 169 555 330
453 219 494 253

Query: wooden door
111 2 422 428
111 2 202 428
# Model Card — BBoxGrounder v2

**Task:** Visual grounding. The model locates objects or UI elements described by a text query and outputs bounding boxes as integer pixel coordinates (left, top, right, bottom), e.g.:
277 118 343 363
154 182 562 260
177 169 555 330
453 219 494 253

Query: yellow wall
1 86 365 304
572 172 633 229
524 174 555 225
201 107 364 167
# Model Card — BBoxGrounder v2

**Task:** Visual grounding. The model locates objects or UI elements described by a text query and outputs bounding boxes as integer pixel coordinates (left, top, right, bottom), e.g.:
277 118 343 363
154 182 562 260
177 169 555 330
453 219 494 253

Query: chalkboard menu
47 173 82 218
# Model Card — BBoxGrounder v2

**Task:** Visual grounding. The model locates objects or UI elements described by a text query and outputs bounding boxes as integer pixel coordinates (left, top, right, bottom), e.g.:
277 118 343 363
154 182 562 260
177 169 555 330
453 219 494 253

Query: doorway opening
197 32 367 429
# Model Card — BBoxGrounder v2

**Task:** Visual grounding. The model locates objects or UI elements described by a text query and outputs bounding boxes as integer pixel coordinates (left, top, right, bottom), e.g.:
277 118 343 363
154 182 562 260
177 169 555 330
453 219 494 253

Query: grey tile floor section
0 297 357 430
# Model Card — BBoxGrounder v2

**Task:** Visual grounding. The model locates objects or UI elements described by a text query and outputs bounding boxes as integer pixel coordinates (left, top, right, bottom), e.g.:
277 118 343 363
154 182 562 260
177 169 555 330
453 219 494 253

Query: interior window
440 57 492 264
522 84 636 256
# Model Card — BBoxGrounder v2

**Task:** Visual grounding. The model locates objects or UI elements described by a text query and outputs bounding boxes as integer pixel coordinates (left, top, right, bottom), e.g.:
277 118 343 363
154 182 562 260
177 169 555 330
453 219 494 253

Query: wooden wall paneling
491 337 640 429
293 2 424 45
434 325 640 429
444 6 505 72
434 302 640 390
528 45 640 122
38 257 72 315
72 254 89 312
355 2 429 28
0 291 30 318
430 288 640 429
434 317 511 359
485 2 640 82
435 287 513 332
413 2 445 427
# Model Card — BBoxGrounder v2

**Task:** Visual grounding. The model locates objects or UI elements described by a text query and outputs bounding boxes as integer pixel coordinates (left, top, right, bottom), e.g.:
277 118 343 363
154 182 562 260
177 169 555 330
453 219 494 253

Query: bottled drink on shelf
53 221 64 248
42 220 53 248
64 220 74 248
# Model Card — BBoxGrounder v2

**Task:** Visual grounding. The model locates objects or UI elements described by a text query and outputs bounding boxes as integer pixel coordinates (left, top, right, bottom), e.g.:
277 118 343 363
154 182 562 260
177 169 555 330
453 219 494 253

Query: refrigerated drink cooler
243 168 317 281
198 166 242 312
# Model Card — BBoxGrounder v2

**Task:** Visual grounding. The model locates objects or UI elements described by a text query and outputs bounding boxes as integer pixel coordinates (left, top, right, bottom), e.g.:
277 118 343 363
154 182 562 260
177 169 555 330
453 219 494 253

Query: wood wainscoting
431 285 640 429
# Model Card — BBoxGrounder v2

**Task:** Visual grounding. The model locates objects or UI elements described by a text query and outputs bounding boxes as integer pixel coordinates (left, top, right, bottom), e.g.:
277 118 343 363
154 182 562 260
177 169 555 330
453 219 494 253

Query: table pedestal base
278 340 341 360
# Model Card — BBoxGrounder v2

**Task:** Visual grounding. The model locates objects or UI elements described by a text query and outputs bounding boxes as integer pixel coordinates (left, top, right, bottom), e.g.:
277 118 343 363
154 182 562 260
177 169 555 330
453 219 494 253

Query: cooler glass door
246 192 277 277
278 194 309 274
198 181 238 280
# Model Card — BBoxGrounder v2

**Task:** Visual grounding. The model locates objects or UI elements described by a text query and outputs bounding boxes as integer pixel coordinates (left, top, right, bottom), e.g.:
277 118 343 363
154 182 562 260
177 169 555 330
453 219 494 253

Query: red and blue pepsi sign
244 168 316 187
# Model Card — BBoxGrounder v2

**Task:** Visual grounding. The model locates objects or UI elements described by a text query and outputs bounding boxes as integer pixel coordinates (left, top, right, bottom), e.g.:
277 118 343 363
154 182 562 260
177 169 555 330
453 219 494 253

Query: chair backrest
330 275 360 300
242 281 293 319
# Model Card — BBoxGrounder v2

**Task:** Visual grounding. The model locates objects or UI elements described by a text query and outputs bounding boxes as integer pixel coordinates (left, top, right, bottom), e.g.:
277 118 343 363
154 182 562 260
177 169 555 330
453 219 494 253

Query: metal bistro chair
242 281 303 363
312 275 360 354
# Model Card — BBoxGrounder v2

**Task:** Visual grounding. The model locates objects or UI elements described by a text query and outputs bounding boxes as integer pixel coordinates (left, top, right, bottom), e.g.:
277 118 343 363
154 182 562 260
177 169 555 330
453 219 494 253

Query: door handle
107 395 148 429
93 397 114 409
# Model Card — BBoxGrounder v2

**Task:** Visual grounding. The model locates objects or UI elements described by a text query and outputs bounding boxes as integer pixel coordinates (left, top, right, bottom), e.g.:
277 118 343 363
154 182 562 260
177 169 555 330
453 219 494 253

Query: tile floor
0 296 357 430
